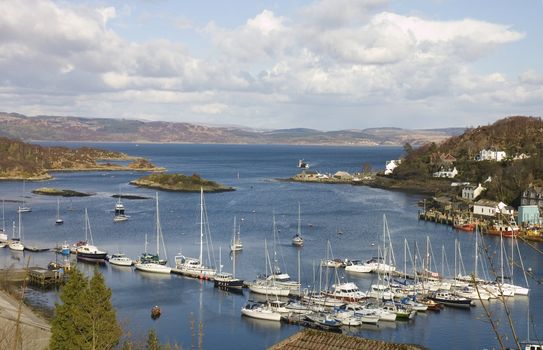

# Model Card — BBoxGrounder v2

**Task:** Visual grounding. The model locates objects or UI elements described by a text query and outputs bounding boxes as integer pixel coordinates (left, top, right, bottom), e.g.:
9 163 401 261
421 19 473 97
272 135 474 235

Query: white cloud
0 0 538 130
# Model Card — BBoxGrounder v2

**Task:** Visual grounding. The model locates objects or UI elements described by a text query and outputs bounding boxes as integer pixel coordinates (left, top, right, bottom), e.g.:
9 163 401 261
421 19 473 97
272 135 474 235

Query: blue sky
0 0 541 130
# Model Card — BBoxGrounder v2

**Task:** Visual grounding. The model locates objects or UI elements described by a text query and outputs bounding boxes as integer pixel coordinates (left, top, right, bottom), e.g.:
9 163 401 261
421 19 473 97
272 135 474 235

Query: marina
0 143 541 349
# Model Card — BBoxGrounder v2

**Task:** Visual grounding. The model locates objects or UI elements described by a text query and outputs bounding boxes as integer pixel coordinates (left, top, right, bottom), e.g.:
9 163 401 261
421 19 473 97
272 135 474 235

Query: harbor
0 143 540 349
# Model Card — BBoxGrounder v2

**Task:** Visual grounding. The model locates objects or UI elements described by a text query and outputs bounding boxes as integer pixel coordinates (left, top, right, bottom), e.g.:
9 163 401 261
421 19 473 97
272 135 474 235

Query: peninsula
130 173 235 192
0 137 164 180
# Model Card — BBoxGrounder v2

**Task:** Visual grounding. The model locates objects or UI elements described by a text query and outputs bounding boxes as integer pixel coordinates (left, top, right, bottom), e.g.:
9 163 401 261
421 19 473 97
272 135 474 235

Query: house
430 152 457 166
384 160 401 175
333 171 353 181
462 183 485 200
521 185 543 208
473 199 514 217
517 205 542 226
433 167 458 178
476 149 507 162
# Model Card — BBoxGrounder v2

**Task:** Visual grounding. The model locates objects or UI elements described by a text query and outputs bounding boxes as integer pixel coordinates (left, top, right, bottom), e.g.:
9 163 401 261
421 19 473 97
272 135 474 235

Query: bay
0 143 540 349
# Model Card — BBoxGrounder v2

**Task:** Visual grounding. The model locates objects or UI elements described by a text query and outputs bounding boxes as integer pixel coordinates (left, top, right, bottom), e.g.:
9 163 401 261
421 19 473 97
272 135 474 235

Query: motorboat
241 302 281 321
429 290 473 308
345 259 374 273
108 253 133 266
323 282 367 302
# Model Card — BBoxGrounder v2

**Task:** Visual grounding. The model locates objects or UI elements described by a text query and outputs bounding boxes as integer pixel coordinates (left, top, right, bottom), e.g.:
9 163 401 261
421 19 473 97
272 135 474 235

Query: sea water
0 143 540 349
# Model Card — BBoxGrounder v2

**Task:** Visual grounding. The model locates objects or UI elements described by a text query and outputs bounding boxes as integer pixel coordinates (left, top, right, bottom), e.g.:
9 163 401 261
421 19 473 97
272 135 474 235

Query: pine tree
146 329 160 350
81 270 122 349
49 267 122 350
50 267 88 350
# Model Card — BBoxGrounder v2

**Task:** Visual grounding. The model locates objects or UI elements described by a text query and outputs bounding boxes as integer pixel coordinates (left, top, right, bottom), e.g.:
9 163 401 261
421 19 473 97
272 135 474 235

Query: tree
50 267 122 350
146 329 160 350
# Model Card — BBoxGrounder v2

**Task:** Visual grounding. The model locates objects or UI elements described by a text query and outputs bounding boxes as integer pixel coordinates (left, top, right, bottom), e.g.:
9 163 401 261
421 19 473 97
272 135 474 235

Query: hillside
0 112 461 146
0 137 161 180
391 116 543 204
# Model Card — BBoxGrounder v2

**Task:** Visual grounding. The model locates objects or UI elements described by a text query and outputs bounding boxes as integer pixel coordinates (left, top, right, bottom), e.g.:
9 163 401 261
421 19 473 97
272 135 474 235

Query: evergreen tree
146 329 160 350
50 267 88 350
81 270 122 349
49 267 122 350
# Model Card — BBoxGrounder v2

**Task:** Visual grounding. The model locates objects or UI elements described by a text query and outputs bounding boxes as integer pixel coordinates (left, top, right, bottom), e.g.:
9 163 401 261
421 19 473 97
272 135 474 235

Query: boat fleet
0 186 533 336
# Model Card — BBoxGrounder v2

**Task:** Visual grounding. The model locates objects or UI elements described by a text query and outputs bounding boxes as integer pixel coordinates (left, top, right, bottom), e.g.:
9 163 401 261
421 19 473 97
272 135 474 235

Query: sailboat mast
18 209 21 239
156 193 160 256
297 202 301 236
233 246 236 278
500 232 504 283
84 208 88 242
297 248 301 295
2 199 5 232
199 188 204 263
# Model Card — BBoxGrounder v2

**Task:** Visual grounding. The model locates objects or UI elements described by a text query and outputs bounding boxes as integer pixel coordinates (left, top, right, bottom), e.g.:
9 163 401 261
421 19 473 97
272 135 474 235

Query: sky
0 0 542 130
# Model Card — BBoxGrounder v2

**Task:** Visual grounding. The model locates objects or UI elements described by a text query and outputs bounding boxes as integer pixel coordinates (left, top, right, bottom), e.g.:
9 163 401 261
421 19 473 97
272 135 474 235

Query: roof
268 329 426 350
474 199 500 207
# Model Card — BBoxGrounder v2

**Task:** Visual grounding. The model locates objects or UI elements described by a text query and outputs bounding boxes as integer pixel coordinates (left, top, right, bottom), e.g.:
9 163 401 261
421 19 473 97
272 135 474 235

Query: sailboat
113 188 128 222
9 212 24 251
214 247 244 290
17 180 31 213
249 238 290 296
230 216 243 252
291 203 304 247
134 193 171 274
75 209 107 261
55 198 64 224
0 200 7 247
174 188 216 279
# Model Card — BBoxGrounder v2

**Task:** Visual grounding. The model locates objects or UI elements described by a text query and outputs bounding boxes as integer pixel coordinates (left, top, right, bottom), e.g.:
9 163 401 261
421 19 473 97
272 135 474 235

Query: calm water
0 143 541 349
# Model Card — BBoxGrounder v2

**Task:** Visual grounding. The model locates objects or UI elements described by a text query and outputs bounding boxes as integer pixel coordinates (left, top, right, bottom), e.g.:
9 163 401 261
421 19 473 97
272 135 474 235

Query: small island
130 173 235 193
32 187 92 197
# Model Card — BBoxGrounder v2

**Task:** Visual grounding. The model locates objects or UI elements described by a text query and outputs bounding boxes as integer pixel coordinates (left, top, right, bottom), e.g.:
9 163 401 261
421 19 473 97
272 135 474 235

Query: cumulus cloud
0 0 538 129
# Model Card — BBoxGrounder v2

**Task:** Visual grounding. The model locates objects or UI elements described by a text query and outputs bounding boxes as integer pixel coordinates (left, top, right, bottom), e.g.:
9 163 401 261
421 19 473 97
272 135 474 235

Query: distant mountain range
0 112 464 146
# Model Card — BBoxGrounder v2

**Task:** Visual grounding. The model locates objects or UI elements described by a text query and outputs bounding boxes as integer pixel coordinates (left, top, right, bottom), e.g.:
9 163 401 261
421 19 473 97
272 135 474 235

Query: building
269 329 425 350
517 205 542 226
433 167 458 178
476 149 507 162
521 185 543 208
473 199 514 217
430 152 457 166
333 171 353 181
384 160 401 175
462 183 485 200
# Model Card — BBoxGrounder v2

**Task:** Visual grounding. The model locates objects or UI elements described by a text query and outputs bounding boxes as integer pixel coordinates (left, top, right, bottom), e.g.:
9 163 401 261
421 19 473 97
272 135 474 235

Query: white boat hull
241 307 281 321
109 258 133 266
249 283 290 297
135 263 171 274
9 242 24 251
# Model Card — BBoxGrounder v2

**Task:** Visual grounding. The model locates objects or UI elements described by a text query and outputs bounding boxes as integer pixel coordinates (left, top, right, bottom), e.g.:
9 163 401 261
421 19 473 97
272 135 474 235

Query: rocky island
32 187 92 197
0 136 164 180
130 173 235 193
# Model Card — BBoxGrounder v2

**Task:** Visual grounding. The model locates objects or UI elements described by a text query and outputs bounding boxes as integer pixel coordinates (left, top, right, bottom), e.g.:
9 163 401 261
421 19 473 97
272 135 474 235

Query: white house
462 183 485 200
384 160 401 175
433 167 458 178
476 149 507 162
473 199 514 217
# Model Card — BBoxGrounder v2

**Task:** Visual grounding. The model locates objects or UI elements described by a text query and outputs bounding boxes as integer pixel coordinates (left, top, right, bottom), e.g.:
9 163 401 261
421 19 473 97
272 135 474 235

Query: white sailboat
55 198 64 224
17 180 31 213
249 238 290 297
9 212 25 251
291 202 304 247
134 193 171 274
230 216 243 252
174 188 216 279
113 188 128 222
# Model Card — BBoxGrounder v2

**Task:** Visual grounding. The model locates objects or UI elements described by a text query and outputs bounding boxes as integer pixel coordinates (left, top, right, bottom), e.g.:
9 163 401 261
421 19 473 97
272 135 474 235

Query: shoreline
0 166 166 182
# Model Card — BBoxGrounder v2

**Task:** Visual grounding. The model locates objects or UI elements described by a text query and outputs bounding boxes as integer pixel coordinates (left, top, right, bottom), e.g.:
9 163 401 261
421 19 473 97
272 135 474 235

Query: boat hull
135 263 171 274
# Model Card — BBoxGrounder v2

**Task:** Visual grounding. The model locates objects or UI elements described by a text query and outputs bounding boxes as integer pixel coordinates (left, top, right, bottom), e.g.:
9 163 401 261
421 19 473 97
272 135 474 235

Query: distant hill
0 112 462 146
